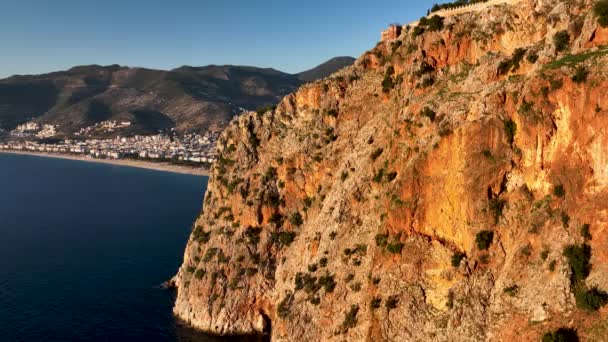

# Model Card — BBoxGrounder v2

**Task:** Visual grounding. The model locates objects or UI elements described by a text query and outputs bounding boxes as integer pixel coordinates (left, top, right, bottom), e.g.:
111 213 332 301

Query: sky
0 0 437 78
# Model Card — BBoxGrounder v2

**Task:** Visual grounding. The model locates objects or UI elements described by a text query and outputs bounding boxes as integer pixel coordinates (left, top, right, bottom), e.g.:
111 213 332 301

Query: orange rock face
173 0 608 340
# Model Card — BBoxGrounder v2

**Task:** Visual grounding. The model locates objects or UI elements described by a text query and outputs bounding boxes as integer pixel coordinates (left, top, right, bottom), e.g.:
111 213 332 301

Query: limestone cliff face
174 0 608 340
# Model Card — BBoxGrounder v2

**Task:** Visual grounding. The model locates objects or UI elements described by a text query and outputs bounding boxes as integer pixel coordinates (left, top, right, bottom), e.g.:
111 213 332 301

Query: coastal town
0 121 220 169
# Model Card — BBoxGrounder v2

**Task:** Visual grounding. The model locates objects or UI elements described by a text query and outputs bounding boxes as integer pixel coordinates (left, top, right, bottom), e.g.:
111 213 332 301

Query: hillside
295 57 356 82
0 58 354 135
172 0 608 340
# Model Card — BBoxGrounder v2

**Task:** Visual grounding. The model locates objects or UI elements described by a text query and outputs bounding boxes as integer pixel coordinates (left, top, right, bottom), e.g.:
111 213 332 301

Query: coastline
0 150 210 177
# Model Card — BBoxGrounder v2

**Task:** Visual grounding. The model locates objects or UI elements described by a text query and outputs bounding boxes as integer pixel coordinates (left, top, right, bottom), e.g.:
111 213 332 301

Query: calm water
0 153 230 342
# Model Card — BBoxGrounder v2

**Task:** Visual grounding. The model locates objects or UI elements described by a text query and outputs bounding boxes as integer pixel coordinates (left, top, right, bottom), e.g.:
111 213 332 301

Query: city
0 120 219 168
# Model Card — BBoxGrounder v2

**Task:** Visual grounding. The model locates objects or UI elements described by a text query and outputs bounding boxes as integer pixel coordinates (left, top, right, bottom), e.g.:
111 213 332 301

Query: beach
0 150 210 176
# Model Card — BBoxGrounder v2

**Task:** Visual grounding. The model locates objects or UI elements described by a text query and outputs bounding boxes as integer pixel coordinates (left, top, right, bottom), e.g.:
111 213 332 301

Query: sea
0 153 240 342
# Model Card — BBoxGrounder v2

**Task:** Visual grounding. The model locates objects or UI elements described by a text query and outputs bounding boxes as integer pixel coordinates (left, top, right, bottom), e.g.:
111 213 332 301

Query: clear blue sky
0 0 437 78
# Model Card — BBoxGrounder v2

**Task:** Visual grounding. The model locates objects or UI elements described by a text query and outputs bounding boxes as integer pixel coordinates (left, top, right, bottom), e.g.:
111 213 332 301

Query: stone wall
405 0 522 27
432 0 521 17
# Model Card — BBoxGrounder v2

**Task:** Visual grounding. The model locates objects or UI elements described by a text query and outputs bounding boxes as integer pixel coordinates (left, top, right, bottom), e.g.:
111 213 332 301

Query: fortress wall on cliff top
433 0 520 17
405 0 522 29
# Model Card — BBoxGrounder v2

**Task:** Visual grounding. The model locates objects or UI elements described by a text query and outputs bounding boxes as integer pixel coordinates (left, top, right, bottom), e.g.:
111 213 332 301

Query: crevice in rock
498 173 508 196
260 311 272 341
589 28 596 42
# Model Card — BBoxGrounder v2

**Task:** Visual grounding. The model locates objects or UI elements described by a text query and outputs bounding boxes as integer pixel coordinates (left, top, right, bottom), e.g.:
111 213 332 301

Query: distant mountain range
0 57 355 135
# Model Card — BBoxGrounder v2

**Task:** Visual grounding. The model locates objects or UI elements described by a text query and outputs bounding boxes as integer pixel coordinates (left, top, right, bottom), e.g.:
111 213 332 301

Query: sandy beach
0 150 210 176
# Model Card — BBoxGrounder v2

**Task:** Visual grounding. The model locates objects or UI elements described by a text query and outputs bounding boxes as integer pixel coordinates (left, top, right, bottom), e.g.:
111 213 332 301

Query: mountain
0 58 354 135
296 56 356 82
172 0 608 341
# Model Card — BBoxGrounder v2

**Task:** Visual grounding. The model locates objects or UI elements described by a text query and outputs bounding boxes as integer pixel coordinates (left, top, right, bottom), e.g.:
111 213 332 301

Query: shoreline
0 150 210 177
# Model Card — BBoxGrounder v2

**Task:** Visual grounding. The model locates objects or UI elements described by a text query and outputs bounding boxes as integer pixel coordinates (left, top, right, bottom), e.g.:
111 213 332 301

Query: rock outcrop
174 0 608 340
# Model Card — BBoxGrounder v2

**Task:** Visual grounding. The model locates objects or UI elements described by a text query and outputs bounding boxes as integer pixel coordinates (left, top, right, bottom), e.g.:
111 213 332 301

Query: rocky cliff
173 0 608 340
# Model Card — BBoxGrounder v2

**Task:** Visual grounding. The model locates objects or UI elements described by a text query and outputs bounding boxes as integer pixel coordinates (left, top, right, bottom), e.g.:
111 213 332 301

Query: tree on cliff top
595 0 608 27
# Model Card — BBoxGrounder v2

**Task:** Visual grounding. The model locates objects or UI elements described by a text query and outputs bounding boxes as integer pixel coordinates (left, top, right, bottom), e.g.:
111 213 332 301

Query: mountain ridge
0 57 355 135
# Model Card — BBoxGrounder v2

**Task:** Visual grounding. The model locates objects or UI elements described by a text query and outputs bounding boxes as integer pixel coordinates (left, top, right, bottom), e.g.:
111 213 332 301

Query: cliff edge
174 0 608 340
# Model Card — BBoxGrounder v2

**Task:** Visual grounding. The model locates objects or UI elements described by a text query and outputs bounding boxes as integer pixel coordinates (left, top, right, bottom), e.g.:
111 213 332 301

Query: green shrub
193 268 205 279
412 26 425 37
387 242 404 254
541 249 550 261
575 286 608 311
350 282 362 292
419 15 444 31
519 100 534 117
503 285 519 296
571 66 589 84
498 48 527 75
375 233 389 247
527 52 539 63
326 109 338 117
595 0 608 27
275 231 296 247
541 86 550 96
391 40 402 52
277 292 295 318
488 198 506 224
319 273 337 293
420 76 435 88
581 224 592 240
385 295 399 310
269 212 283 225
542 327 578 342
561 212 570 228
498 59 512 75
476 230 494 250
372 168 385 183
309 296 321 305
294 272 311 291
550 78 563 90
193 227 212 244
553 31 570 52
290 212 304 227
382 75 395 93
549 260 556 272
340 305 359 332
451 252 466 267
563 244 591 282
504 119 517 145
553 184 566 197
203 248 218 262
370 297 382 310
245 227 262 245
371 148 384 161
413 61 435 77
303 196 314 208
421 107 436 122
520 244 533 257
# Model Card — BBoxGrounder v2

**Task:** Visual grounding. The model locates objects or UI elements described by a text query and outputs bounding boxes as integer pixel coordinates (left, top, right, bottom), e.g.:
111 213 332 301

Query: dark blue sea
0 153 235 342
